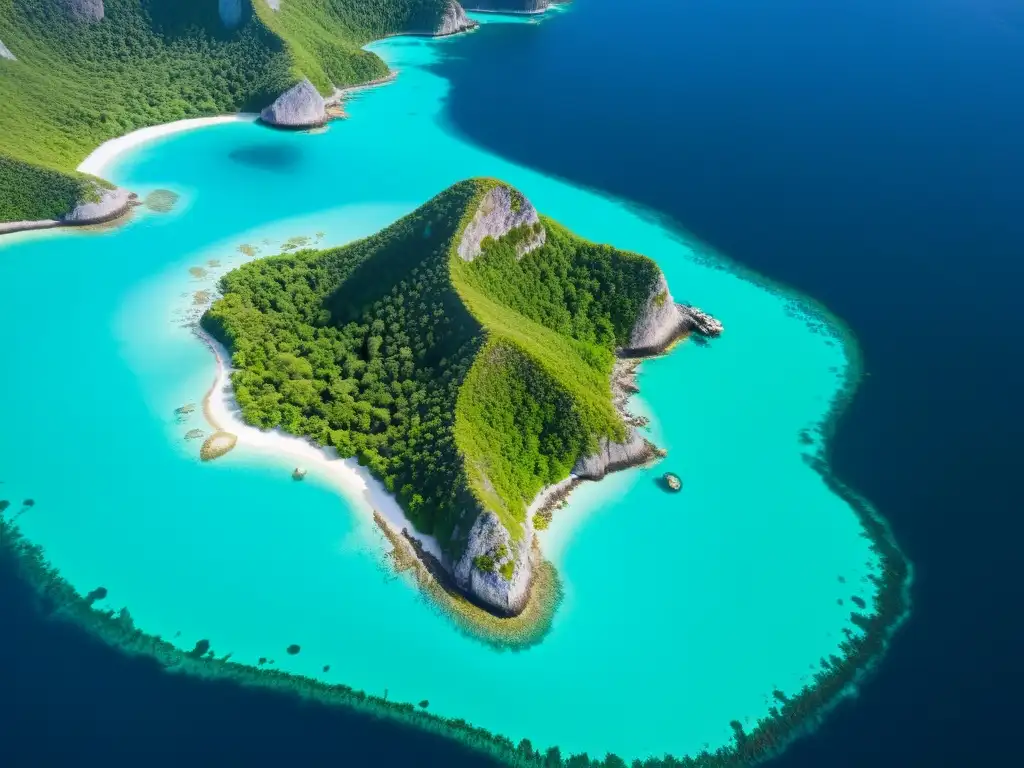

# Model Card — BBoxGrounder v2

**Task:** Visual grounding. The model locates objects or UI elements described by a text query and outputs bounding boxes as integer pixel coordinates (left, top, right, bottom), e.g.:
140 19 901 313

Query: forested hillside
203 179 661 567
0 0 452 222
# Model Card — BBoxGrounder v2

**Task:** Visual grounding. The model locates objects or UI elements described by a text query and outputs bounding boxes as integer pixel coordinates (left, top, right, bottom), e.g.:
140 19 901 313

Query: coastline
194 326 447 563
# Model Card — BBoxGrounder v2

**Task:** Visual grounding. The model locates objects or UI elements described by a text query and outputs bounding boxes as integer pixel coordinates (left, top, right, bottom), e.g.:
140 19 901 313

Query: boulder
573 429 658 480
62 186 133 224
260 79 327 129
436 1 476 36
63 0 104 22
219 0 243 29
0 38 15 61
457 184 546 261
454 512 532 615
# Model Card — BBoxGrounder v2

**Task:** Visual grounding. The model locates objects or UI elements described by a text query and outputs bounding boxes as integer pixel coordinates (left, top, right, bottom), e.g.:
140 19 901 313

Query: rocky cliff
63 0 104 22
573 430 658 480
0 39 15 61
624 270 690 355
264 0 282 10
436 1 476 36
260 79 327 129
453 512 533 615
457 184 546 261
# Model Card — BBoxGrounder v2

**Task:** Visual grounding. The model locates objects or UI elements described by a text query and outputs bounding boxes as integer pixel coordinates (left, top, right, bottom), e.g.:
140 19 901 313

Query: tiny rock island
203 178 716 618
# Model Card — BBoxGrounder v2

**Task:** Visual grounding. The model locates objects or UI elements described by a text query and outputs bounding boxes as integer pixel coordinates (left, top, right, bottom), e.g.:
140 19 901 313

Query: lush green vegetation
204 178 662 560
0 0 451 221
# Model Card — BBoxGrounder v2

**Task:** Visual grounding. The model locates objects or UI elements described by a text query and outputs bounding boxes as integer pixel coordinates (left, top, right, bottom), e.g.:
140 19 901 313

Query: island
202 178 718 620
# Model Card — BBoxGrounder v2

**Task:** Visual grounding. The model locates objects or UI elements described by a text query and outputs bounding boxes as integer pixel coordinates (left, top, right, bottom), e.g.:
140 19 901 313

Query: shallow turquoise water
0 19 878 761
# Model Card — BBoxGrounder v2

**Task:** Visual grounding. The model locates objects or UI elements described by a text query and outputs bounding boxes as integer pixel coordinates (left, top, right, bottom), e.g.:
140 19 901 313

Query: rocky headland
259 79 327 129
0 184 137 236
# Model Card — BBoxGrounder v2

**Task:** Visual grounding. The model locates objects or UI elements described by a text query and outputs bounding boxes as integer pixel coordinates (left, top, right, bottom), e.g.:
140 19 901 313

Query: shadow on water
227 144 304 173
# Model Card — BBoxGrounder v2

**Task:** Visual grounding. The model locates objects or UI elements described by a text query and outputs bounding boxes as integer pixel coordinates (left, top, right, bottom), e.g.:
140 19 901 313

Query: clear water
0 17 879 760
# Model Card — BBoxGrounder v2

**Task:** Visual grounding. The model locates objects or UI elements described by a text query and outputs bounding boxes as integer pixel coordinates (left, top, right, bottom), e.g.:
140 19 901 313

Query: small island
203 178 718 622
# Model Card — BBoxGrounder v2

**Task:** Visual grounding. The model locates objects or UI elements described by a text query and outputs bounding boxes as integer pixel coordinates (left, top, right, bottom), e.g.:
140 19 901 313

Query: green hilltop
0 0 464 222
203 178 674 611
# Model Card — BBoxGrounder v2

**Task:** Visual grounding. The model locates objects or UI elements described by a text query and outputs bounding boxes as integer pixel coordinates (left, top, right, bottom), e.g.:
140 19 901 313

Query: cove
0 12 906 764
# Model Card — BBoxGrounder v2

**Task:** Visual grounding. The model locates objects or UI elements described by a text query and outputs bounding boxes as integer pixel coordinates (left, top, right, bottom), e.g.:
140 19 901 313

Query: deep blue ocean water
2 0 1020 765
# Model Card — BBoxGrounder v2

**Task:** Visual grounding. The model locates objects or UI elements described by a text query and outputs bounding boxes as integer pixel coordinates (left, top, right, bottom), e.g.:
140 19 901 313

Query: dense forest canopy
0 0 451 221
204 178 661 560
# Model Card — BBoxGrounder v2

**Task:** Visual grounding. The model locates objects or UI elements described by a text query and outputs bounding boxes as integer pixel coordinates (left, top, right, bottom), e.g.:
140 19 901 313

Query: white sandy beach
196 327 446 561
78 114 259 177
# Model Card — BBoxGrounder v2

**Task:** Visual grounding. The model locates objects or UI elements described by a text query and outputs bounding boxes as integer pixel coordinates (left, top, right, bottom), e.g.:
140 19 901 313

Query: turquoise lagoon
0 18 882 762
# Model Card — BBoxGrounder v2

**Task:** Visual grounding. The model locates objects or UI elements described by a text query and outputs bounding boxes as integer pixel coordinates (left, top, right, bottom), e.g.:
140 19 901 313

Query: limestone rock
454 512 532 614
265 0 282 10
63 0 104 22
0 38 15 61
626 270 688 354
219 0 243 29
436 1 475 36
62 186 133 224
457 185 546 261
260 79 326 129
573 429 658 480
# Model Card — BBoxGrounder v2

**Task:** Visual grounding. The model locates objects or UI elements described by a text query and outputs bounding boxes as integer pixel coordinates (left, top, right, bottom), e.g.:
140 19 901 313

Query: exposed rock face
454 512 532 615
219 0 243 29
265 0 282 10
626 271 689 354
62 186 134 224
436 1 475 36
260 79 326 129
464 1 553 12
457 185 546 261
0 38 14 61
573 429 658 480
63 0 104 22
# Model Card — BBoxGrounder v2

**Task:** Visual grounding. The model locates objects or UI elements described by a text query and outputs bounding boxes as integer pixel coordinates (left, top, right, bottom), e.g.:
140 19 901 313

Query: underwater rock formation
219 0 243 29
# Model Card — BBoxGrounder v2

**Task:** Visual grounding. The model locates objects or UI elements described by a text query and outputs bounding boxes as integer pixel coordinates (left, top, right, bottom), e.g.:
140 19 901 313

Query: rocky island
203 178 718 620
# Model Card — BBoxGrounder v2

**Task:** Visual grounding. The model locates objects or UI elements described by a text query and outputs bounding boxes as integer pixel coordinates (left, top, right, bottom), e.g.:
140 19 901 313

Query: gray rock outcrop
0 38 15 61
626 270 689 354
264 0 282 10
63 0 104 22
436 1 476 36
573 430 658 481
260 79 327 129
219 0 243 29
457 185 546 261
454 512 532 615
62 186 134 224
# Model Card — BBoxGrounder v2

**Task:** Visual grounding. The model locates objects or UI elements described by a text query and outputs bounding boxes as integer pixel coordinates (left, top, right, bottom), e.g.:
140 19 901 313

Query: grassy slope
0 0 447 221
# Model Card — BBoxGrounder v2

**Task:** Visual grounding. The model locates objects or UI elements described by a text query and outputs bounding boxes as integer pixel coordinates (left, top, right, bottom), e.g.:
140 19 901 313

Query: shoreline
194 326 446 563
78 114 259 178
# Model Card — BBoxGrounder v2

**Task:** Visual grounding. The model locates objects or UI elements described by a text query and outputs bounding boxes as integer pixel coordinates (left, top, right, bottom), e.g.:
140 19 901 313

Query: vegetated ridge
202 177 695 613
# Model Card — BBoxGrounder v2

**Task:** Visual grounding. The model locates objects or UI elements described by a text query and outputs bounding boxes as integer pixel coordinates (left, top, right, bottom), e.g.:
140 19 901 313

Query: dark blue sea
3 0 1021 765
